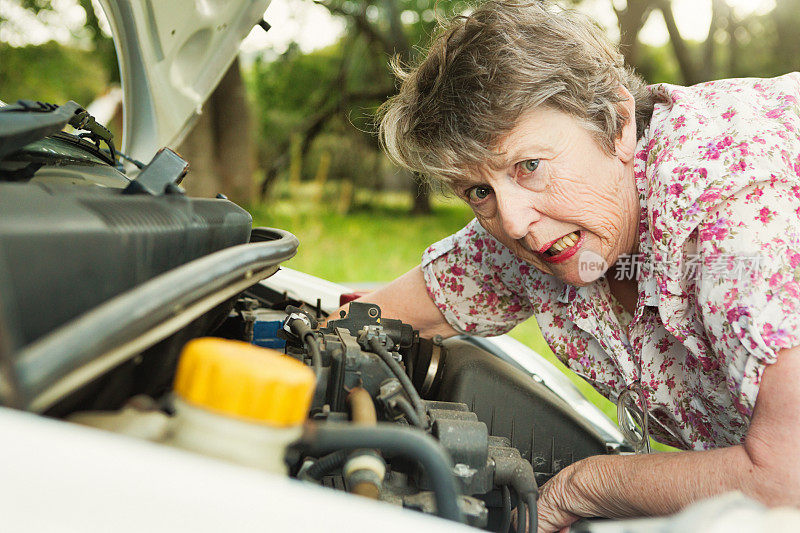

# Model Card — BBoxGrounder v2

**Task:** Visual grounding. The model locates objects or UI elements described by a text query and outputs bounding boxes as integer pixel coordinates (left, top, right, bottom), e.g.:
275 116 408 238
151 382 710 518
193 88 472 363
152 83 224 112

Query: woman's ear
614 85 637 163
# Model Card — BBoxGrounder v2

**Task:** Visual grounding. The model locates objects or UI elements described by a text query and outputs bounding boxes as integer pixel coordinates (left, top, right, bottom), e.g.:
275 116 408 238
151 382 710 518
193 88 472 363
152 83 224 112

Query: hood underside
98 0 271 165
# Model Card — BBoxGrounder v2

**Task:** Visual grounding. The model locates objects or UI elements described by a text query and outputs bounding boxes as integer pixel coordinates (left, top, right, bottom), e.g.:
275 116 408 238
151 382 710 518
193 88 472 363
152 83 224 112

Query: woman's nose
496 188 539 240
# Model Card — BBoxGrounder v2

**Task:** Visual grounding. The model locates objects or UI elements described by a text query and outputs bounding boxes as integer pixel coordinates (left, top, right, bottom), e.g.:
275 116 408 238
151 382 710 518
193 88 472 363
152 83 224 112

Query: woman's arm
537 343 800 532
327 266 459 339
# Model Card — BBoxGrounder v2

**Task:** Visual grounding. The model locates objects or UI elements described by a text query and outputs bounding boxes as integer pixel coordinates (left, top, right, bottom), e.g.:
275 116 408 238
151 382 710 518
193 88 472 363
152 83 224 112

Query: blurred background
1 0 796 431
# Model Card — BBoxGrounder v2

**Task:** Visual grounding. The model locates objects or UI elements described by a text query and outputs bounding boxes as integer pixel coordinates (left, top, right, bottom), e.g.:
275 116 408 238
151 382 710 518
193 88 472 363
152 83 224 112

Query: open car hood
98 0 270 165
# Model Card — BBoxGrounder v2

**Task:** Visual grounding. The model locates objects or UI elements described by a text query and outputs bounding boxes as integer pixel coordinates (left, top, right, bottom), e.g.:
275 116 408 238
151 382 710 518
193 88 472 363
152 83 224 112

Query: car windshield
13 135 112 167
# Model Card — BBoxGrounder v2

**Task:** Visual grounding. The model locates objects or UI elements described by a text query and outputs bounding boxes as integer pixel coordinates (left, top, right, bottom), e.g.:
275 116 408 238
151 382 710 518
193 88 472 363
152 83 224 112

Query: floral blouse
421 74 800 450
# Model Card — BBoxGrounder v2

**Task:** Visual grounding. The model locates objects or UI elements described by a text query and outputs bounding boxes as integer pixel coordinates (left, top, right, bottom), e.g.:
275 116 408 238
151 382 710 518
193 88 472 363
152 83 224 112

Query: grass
249 185 673 451
248 186 475 282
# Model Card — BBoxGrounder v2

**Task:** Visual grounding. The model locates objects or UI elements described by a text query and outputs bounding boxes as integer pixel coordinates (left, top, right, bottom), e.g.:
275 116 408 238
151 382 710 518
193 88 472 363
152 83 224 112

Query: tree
254 35 396 202
255 0 463 213
769 0 800 74
623 0 796 85
614 0 655 68
178 57 256 205
655 0 702 84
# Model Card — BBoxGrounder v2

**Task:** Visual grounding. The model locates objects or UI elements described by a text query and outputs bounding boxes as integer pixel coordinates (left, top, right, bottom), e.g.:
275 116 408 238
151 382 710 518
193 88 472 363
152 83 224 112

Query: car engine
237 299 536 529
0 100 621 530
184 285 623 531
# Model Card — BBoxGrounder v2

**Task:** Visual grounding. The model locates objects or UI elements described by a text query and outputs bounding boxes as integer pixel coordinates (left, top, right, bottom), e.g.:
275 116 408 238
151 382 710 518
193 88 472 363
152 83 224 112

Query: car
0 1 641 531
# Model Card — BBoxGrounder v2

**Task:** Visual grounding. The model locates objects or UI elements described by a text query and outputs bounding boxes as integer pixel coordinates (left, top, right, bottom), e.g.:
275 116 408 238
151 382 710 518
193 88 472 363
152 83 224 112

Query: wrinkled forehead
494 106 564 158
448 148 527 189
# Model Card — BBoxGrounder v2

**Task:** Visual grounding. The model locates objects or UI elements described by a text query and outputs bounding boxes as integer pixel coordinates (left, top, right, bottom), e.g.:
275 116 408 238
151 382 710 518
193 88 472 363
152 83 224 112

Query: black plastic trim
6 228 298 411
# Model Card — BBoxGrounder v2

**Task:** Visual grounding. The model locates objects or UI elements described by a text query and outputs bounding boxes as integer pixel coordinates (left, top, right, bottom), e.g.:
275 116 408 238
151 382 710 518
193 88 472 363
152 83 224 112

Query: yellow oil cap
174 338 315 427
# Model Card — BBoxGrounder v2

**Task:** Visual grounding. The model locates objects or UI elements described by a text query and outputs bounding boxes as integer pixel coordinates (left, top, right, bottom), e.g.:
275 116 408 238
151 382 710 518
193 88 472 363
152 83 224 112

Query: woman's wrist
553 455 644 521
558 455 617 519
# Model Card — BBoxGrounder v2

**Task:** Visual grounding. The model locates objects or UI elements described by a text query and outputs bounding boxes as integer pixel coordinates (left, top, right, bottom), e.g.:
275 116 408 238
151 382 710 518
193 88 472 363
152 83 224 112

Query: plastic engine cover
0 182 252 352
435 338 609 481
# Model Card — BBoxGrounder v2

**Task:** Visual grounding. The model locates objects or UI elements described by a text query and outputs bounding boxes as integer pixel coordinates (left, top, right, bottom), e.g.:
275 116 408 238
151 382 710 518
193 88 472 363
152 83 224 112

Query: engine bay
56 280 622 532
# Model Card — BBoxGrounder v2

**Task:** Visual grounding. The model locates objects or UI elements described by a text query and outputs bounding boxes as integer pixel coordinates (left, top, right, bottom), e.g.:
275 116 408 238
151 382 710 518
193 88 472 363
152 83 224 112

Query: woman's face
454 103 640 286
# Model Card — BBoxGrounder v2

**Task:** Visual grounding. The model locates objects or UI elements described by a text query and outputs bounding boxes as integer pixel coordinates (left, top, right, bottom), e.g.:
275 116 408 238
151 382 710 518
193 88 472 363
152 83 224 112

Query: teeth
547 231 579 255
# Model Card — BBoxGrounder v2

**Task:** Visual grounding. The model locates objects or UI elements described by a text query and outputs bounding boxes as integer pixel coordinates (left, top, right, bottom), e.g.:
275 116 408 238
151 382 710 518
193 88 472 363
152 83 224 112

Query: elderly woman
349 1 800 531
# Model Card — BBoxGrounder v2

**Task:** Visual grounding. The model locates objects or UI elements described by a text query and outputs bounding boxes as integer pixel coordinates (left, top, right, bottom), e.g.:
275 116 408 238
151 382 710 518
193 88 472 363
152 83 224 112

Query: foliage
248 0 478 204
250 43 343 114
0 0 116 105
0 40 108 105
306 132 380 186
724 2 800 79
635 43 682 85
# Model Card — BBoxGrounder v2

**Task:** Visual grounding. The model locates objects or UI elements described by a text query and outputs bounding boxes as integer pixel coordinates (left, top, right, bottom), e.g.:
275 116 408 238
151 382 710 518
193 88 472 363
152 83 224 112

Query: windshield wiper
0 100 116 166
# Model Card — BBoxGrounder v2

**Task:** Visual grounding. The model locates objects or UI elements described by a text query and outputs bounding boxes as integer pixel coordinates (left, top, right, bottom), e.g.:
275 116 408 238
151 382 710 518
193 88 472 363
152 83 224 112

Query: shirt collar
634 127 660 308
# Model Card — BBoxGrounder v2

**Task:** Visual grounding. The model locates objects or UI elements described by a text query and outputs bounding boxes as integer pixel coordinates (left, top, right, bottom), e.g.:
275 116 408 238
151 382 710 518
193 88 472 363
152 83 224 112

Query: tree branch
314 0 396 56
259 86 394 199
615 0 655 68
657 0 701 85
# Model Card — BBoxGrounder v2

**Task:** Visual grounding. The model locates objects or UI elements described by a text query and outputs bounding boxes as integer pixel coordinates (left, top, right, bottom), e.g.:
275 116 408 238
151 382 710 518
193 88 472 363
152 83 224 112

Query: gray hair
378 1 654 185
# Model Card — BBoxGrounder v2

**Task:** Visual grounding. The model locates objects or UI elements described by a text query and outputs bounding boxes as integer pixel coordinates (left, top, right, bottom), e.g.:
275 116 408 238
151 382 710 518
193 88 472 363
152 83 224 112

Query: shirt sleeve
420 219 535 336
695 180 800 415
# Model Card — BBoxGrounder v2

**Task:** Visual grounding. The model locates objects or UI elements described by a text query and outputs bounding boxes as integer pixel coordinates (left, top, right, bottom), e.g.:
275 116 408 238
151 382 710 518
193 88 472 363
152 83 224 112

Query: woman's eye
521 159 540 173
466 185 492 203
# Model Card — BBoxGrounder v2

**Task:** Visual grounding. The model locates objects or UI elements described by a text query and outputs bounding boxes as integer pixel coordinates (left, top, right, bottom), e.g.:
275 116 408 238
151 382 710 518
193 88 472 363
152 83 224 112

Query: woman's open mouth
539 230 584 264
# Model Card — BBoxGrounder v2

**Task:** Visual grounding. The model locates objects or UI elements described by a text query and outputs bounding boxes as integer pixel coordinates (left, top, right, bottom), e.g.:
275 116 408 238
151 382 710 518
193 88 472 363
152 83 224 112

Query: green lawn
249 186 671 451
249 189 474 282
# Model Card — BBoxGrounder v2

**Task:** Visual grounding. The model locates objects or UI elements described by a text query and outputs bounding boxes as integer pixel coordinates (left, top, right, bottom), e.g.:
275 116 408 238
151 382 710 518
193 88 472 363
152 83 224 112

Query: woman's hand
536 457 615 533
536 465 582 533
534 343 800 531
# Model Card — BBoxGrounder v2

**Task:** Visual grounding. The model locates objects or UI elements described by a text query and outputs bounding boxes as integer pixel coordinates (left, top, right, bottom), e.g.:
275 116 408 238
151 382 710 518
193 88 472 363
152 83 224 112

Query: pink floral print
421 74 800 450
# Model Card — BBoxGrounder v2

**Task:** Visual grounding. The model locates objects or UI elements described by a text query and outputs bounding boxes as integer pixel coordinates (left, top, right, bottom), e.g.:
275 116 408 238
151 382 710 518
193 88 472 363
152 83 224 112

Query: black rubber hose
515 495 526 533
303 449 349 480
368 338 427 428
494 451 538 532
300 423 464 523
499 485 512 533
303 331 323 381
393 396 424 428
289 319 322 380
526 492 538 533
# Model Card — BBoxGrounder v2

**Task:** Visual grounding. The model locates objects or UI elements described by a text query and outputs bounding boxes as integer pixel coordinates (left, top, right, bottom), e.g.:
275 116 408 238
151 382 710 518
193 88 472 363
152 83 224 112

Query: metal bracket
123 148 188 195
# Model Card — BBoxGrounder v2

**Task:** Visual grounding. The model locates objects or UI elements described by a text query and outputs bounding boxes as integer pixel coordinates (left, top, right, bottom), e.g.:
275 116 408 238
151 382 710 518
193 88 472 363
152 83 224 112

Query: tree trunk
210 57 255 205
615 0 654 68
379 0 428 213
411 179 432 215
727 8 739 77
657 0 701 85
770 0 800 73
701 0 725 81
178 57 255 205
177 102 218 198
